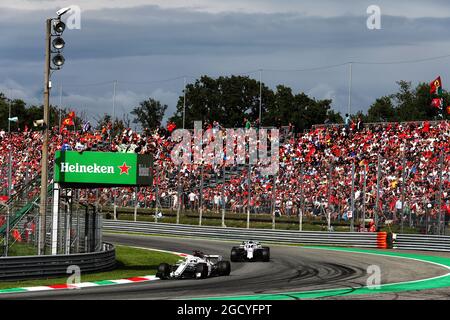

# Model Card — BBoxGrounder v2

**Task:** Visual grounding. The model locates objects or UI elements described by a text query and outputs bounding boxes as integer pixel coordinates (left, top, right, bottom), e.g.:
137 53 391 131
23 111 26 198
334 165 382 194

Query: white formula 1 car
230 240 270 262
156 250 231 280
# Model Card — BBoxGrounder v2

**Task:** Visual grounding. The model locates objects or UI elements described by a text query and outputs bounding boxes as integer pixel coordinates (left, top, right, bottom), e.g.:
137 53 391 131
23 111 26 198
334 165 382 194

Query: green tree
290 92 334 132
131 98 167 130
169 75 274 128
94 113 128 136
391 80 431 121
366 96 397 122
326 110 344 124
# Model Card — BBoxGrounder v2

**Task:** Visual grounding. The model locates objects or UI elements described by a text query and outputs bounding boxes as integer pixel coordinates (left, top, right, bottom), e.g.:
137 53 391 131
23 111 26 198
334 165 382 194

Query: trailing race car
230 240 270 262
156 250 231 280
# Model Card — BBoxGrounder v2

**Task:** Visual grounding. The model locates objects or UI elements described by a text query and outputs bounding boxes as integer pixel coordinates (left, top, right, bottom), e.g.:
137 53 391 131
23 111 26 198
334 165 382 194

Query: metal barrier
104 220 384 248
0 243 116 280
394 234 450 252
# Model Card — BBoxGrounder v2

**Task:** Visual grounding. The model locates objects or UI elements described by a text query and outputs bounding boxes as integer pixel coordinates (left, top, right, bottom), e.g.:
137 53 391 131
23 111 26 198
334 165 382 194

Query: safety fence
0 243 115 280
103 220 391 249
96 147 449 236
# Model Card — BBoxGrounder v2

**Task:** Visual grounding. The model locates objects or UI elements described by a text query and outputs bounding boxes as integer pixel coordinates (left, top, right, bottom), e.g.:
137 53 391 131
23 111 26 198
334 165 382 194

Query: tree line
1 76 448 133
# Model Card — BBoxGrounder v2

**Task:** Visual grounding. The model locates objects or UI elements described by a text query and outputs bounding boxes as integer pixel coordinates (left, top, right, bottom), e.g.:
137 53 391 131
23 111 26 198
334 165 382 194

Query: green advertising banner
54 151 153 187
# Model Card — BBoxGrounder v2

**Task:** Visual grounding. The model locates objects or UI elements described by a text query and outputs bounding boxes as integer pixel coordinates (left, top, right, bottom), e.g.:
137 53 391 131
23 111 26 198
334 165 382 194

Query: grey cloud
2 6 450 62
1 3 450 124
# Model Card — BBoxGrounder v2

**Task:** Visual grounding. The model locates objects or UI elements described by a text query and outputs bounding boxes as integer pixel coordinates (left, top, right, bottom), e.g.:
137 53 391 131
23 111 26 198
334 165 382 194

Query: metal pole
154 174 159 223
425 199 429 235
401 157 406 233
362 166 367 231
328 162 332 231
272 173 276 230
76 189 80 253
39 18 52 255
375 154 381 230
437 152 444 235
259 69 262 126
65 189 72 254
350 162 355 232
4 205 9 257
112 80 117 122
176 165 181 224
199 165 204 226
247 162 251 229
299 164 304 231
113 193 117 220
59 84 63 129
221 165 226 227
348 62 353 116
134 187 138 222
36 213 40 255
8 95 12 200
51 183 59 255
183 77 186 129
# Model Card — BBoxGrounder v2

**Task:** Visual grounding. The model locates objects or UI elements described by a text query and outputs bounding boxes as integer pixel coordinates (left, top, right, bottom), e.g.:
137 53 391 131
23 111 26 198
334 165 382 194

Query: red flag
167 122 176 133
62 117 74 126
68 111 75 119
431 98 443 109
430 76 443 95
12 229 22 242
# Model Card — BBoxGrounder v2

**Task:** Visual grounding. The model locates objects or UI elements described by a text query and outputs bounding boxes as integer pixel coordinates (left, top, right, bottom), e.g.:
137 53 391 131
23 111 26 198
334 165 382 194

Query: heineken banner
54 151 153 187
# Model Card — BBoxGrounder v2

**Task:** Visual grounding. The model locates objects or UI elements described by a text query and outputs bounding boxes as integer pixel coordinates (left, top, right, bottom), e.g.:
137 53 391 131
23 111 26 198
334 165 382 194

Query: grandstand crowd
1 118 449 230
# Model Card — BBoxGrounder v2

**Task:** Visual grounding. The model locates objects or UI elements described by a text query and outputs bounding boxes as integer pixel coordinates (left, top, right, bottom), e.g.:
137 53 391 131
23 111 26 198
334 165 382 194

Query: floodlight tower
38 8 70 255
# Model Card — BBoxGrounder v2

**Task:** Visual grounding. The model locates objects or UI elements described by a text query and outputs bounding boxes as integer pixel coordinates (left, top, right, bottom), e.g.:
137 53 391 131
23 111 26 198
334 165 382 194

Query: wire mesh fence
1 186 104 257
98 150 449 235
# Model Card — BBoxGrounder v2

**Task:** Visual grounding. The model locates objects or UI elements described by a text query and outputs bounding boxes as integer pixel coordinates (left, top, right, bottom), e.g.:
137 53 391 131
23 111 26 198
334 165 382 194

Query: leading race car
156 250 231 280
230 240 270 262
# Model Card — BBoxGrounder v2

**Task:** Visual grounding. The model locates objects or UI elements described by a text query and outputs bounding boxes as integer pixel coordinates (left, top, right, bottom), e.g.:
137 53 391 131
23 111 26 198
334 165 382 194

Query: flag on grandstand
430 76 443 95
167 121 176 133
82 121 91 132
8 116 18 122
12 229 22 242
62 117 74 126
431 98 443 109
62 111 76 127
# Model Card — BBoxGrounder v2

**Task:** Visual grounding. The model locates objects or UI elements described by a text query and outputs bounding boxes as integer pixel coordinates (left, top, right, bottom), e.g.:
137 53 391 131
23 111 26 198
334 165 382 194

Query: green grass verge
7 242 38 256
0 245 180 290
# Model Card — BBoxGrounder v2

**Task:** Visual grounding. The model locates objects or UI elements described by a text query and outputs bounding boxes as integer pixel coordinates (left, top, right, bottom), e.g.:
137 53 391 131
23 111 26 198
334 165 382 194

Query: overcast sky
1 0 450 126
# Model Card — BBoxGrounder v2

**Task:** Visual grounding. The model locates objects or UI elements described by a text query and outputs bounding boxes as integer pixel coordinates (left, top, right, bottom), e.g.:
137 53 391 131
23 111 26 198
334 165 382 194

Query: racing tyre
230 248 240 262
157 263 171 279
195 263 208 279
261 247 270 262
217 261 231 276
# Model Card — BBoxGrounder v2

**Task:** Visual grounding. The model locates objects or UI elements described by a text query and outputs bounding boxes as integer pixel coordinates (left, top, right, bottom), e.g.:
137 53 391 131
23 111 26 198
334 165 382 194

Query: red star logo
118 162 131 175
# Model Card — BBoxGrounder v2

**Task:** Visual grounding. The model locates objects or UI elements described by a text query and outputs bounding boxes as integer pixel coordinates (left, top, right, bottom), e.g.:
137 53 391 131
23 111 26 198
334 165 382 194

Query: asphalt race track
2 233 450 300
